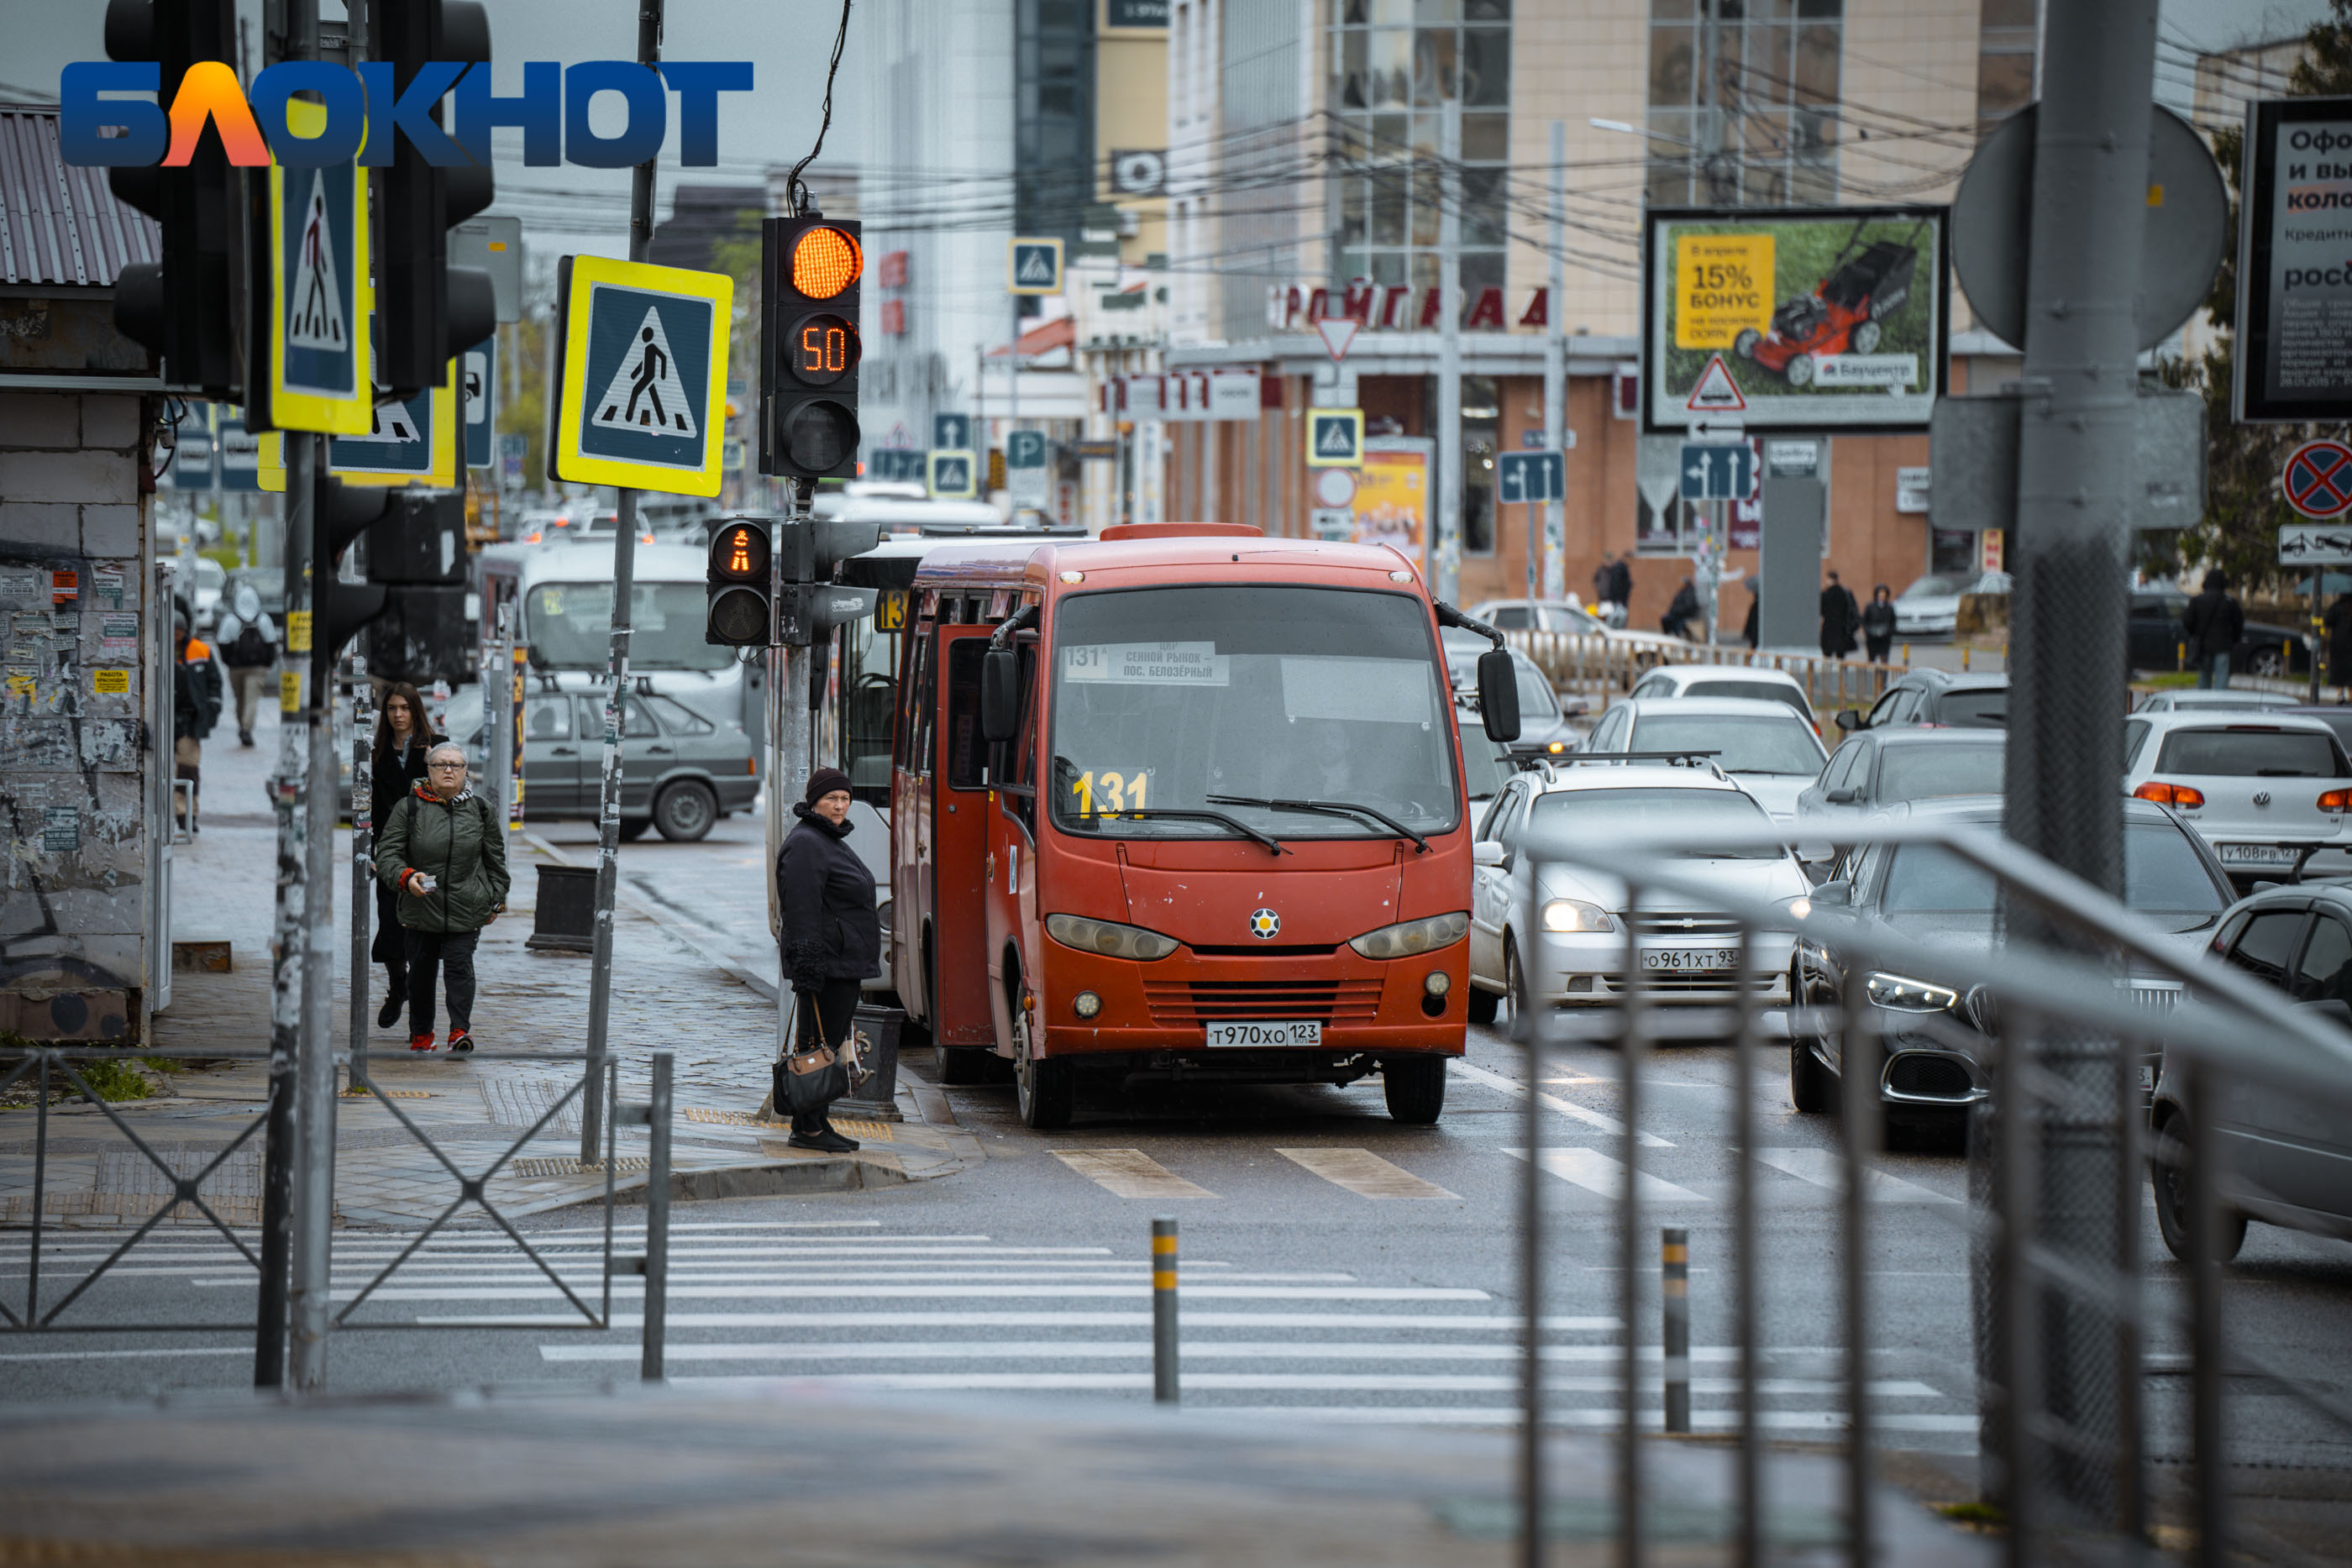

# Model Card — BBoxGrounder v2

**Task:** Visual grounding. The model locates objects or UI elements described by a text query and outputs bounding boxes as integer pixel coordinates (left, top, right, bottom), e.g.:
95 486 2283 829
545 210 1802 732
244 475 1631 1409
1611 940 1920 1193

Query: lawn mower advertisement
1642 205 1950 434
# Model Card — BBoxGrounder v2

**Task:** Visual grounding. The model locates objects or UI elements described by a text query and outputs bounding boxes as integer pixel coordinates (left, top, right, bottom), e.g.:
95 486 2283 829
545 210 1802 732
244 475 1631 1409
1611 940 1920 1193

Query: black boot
377 993 403 1028
788 1111 855 1153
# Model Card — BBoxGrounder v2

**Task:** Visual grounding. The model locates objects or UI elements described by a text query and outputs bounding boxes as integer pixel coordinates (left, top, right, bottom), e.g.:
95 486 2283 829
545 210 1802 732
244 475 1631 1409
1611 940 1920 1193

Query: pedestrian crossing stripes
1050 1148 1215 1199
1506 1148 1708 1204
1278 1147 1458 1200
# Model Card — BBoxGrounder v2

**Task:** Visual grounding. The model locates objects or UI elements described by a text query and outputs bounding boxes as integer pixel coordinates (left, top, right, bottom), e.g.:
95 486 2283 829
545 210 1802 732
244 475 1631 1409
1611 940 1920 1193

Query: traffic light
104 0 249 398
705 517 772 648
361 492 471 685
373 0 496 398
773 517 883 646
760 217 863 479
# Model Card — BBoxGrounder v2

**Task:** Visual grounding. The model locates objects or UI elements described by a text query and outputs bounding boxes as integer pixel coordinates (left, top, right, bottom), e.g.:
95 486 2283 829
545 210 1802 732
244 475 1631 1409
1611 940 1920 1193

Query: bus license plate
1204 1020 1322 1048
1641 948 1740 972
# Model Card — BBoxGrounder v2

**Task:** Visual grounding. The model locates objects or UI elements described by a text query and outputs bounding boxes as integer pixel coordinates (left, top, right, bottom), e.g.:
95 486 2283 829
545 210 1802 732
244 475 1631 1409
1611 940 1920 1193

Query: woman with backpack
370 684 442 1030
376 742 508 1053
213 585 276 747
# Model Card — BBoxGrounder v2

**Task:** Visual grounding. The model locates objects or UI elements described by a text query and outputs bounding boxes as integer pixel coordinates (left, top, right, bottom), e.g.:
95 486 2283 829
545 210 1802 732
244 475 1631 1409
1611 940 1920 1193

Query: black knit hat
803 768 853 805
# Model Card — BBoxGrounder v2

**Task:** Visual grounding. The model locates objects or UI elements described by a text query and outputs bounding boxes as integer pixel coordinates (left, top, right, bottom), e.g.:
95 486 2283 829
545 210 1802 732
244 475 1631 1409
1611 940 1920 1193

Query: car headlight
1541 899 1615 933
1348 911 1469 958
1866 971 1959 1012
1045 913 1179 961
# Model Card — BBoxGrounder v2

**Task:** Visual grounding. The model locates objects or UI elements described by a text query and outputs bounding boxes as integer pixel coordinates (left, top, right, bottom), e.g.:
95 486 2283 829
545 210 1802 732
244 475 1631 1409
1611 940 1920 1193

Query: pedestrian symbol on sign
1007 237 1065 296
348 401 419 445
593 309 697 437
286 173 348 352
1305 407 1364 468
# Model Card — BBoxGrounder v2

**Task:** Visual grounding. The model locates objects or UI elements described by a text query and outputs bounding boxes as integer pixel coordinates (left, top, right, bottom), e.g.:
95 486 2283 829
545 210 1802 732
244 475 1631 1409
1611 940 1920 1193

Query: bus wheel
1383 1057 1446 1125
1013 1000 1073 1130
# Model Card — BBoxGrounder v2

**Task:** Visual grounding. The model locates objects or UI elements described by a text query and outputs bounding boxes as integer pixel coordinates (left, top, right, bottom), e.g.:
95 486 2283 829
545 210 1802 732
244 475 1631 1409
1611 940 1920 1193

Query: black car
1836 669 2008 734
1790 797 2233 1141
2129 588 2308 678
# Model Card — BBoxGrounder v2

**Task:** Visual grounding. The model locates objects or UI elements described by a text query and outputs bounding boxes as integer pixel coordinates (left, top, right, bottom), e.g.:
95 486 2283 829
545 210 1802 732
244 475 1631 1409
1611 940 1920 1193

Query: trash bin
525 864 598 953
837 1004 905 1121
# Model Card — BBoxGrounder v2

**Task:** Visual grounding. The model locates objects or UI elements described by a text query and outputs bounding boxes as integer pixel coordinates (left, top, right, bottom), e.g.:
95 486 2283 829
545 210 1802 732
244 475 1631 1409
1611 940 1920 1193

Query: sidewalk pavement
2 704 976 1230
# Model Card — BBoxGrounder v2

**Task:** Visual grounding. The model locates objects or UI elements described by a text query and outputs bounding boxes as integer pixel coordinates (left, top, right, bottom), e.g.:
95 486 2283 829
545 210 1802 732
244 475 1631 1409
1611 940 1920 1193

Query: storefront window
1646 0 1840 207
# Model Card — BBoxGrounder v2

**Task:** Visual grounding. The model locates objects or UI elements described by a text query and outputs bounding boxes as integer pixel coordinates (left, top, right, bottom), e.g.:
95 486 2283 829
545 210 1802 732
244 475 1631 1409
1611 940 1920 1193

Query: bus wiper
1208 793 1430 855
1053 758 1285 855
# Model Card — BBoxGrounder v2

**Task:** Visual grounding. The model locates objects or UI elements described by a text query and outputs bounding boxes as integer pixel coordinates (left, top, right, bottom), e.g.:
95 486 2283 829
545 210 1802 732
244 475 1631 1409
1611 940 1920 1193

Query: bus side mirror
1477 648 1521 742
981 648 1021 742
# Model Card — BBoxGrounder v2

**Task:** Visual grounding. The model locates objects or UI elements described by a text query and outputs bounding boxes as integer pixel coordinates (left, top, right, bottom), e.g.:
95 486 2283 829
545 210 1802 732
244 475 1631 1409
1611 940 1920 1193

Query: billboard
1642 205 1949 434
1352 439 1431 556
2234 97 2352 422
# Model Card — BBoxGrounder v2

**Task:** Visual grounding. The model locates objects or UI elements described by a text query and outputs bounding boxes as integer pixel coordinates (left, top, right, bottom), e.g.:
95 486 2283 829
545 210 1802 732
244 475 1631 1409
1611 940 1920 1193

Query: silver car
443 684 758 842
1580 696 1829 824
2122 711 2352 885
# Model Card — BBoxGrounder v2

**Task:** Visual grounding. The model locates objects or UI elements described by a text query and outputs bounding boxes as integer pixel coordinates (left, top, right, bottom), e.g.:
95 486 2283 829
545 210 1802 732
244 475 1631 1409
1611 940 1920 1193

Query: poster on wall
2234 97 2352 422
1352 439 1431 556
1642 204 1950 435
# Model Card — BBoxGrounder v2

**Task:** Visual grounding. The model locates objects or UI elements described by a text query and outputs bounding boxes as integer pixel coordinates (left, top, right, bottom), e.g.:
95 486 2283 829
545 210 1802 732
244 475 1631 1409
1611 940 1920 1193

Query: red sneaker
408 1033 437 1052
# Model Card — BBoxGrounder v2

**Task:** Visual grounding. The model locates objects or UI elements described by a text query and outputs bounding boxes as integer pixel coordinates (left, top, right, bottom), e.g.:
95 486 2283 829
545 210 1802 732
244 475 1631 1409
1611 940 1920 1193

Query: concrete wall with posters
0 391 157 1041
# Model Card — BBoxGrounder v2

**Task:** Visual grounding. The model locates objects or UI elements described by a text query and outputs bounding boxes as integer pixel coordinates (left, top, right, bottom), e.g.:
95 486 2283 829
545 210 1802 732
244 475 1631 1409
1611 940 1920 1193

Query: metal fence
1510 821 2352 1568
1505 632 1916 714
0 1046 675 1380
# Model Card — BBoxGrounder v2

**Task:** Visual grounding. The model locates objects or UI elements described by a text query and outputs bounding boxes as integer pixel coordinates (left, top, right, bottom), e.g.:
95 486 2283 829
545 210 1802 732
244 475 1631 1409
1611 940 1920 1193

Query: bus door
890 626 936 1018
930 628 1000 1046
983 632 1042 1057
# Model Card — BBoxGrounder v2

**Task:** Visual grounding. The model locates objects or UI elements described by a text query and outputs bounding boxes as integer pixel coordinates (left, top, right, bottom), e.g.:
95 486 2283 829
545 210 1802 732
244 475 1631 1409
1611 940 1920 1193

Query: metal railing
1506 631 1913 714
0 1046 675 1381
1509 821 2352 1567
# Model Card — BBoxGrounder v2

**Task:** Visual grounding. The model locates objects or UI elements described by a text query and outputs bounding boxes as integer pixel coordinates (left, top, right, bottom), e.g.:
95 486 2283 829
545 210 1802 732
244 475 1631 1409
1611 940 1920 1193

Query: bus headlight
1424 970 1451 996
1045 913 1179 961
1072 990 1102 1019
1348 911 1468 958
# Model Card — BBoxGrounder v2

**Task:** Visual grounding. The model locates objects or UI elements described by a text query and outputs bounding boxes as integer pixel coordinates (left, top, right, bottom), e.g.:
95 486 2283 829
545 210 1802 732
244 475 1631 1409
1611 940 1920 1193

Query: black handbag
778 994 850 1114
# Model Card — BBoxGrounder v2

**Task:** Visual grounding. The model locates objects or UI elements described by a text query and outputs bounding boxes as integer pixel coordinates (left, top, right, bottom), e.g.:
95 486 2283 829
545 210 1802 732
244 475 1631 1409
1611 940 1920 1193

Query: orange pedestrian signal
706 519 772 647
710 522 769 582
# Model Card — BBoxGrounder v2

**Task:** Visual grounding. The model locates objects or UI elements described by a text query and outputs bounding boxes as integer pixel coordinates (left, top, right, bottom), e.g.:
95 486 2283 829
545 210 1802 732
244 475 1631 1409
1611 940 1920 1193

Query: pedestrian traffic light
373 0 496 399
705 518 771 647
104 0 249 398
361 492 471 684
760 217 863 480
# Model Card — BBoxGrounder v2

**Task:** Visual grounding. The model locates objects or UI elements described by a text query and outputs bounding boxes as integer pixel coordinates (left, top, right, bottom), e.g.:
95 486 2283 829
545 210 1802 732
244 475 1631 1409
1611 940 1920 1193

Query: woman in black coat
371 683 441 1029
777 767 880 1152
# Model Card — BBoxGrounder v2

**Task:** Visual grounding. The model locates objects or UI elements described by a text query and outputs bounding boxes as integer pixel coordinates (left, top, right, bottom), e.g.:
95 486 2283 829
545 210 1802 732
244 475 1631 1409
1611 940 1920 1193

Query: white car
1578 696 1829 823
1466 763 1809 1023
1893 570 2009 638
2123 711 2352 884
1464 597 1690 660
2134 690 2302 715
1625 663 1818 730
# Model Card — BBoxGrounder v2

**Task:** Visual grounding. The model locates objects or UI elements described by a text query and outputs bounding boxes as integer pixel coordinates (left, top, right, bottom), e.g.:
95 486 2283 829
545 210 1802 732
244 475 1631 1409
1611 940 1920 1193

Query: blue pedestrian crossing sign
1006 429 1047 469
932 412 972 451
1678 442 1756 502
463 336 496 469
551 254 732 497
1496 451 1565 506
1306 407 1364 468
266 98 371 434
328 358 459 488
1008 237 1064 296
929 448 979 499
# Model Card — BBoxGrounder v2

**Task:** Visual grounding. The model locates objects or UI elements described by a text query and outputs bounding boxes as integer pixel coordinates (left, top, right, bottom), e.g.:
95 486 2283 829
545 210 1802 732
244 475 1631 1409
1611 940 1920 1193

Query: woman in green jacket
377 742 510 1052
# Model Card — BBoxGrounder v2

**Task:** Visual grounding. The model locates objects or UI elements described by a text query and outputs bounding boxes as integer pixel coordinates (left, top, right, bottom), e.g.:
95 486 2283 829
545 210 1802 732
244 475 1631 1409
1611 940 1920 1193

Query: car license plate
1204 1020 1322 1048
1641 948 1741 972
2137 1064 2156 1090
2218 843 2302 865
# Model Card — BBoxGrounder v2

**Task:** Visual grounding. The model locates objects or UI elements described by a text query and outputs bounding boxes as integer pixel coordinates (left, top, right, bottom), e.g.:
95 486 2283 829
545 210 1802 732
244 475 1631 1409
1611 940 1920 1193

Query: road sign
550 254 732 497
929 448 979 499
216 412 260 491
1008 237 1064 296
1496 451 1565 506
1313 467 1357 508
329 361 459 488
266 97 371 434
871 448 925 482
1310 508 1354 540
498 433 527 486
462 336 496 469
1315 317 1359 362
933 412 973 451
2281 521 2352 564
1006 430 1047 469
1678 442 1755 502
1307 407 1364 468
2285 439 2352 519
1684 354 1747 415
451 217 525 323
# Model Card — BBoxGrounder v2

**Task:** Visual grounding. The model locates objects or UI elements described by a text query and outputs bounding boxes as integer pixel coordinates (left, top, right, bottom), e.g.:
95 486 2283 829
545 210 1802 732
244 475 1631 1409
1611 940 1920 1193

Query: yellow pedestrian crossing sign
328 357 459 488
1008 237 1063 296
265 98 371 435
550 254 732 496
929 448 979 499
1306 407 1364 468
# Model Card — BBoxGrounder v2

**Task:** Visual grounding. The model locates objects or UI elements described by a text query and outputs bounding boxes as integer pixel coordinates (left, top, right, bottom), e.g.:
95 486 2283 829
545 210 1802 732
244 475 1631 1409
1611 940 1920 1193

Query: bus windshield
525 581 733 671
1048 585 1460 840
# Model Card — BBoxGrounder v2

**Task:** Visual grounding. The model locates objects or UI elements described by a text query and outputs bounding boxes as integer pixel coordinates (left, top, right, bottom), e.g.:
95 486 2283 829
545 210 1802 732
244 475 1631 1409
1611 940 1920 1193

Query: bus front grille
1143 979 1385 1026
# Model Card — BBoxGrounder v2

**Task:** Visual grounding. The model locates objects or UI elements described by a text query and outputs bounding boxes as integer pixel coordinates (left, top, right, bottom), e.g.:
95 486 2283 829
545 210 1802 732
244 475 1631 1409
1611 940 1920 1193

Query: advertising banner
2236 97 2352 422
1643 205 1949 434
1352 439 1431 555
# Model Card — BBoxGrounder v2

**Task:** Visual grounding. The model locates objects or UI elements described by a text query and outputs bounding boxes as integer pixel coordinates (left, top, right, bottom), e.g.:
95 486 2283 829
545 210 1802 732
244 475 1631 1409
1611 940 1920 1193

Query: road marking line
300 1283 1494 1303
1050 1149 1215 1199
1206 1408 1977 1433
0 1347 247 1363
653 1371 1958 1398
446 1310 1623 1330
1278 1147 1459 1200
1449 1060 1673 1147
1755 1147 1960 1204
1504 1148 1708 1204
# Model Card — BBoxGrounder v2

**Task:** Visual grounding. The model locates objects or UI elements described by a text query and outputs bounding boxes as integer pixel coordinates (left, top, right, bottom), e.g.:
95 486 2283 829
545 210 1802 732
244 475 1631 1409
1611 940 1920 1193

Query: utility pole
1992 0 2159 1536
581 0 665 1163
1542 119 1567 605
1433 97 1462 604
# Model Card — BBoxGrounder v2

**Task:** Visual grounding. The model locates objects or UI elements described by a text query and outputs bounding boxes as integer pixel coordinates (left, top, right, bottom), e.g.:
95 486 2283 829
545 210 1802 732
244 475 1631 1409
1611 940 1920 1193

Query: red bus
889 522 1520 1129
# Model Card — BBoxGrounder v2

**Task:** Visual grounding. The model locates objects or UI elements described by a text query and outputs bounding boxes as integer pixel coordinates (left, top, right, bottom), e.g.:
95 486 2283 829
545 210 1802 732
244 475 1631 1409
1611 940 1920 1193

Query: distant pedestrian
2327 591 2352 690
2181 569 2244 690
1592 554 1614 611
376 742 508 1054
1741 585 1759 649
213 584 276 747
776 767 879 1154
1861 583 1898 663
370 683 444 1030
1819 570 1861 659
1662 576 1701 639
172 604 223 831
1607 554 1634 609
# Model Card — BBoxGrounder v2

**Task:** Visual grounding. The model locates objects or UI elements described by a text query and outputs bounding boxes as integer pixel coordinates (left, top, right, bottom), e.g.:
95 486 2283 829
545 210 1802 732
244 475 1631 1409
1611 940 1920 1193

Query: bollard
1902 641 1910 666
1962 644 1972 672
1662 1227 1691 1434
1152 1216 1179 1403
642 1051 672 1382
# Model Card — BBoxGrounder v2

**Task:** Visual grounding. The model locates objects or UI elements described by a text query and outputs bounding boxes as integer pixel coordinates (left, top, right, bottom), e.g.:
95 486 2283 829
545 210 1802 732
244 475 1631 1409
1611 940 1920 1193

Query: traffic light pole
774 482 816 1070
581 0 665 1164
291 433 343 1390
